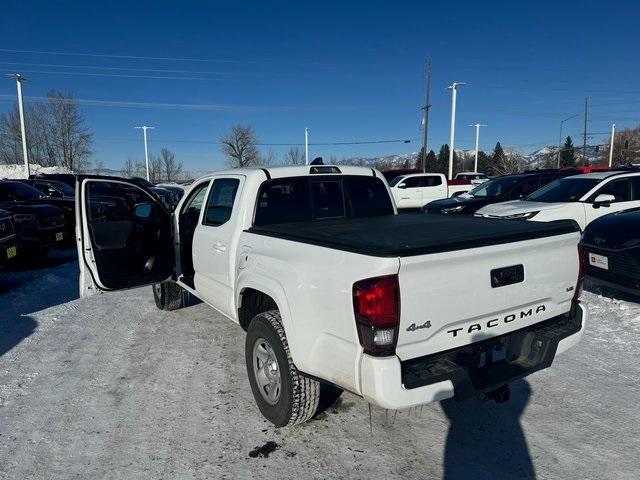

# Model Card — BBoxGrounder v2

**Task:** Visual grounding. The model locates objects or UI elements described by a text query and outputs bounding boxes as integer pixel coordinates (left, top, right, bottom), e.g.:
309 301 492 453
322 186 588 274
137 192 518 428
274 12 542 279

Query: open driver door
76 176 176 297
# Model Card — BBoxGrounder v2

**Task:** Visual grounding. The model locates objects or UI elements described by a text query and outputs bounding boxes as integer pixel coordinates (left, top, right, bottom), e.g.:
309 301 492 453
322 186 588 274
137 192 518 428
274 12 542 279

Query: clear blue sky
0 0 639 172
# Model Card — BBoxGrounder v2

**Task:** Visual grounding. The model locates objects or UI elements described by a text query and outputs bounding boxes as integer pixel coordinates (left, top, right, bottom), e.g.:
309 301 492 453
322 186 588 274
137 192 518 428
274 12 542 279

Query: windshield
129 177 155 188
388 176 405 187
3 182 43 200
526 178 602 202
467 176 521 198
50 181 75 196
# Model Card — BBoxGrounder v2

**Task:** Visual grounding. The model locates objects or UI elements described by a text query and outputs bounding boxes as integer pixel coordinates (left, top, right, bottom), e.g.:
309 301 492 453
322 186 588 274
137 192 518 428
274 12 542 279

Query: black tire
152 281 184 311
245 310 320 427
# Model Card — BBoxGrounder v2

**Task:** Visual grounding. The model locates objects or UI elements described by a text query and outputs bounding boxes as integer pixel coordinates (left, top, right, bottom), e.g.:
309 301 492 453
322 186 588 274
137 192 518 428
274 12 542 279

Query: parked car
0 181 75 243
424 171 579 216
0 209 18 268
75 166 586 427
126 177 182 210
0 202 65 258
18 178 76 198
580 208 640 296
388 173 474 209
475 171 640 230
455 171 488 183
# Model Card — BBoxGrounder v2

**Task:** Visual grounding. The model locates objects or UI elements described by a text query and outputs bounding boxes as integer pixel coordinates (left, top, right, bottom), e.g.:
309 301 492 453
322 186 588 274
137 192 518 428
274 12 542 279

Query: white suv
475 171 640 230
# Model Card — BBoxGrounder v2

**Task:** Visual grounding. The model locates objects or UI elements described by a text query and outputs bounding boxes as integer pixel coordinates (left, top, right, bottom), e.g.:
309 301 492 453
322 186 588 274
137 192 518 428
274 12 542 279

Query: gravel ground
0 256 638 479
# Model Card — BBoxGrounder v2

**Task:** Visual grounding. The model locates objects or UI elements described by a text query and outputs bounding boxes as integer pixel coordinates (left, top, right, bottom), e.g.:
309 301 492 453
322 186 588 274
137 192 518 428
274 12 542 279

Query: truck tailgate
395 232 581 361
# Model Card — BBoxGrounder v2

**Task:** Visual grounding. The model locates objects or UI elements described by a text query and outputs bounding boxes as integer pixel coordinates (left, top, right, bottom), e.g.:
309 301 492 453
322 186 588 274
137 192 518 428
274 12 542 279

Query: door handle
213 242 226 253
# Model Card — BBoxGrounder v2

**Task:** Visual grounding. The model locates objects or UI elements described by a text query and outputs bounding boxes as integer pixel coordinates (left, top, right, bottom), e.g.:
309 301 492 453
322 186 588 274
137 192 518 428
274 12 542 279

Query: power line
0 48 331 67
96 136 416 147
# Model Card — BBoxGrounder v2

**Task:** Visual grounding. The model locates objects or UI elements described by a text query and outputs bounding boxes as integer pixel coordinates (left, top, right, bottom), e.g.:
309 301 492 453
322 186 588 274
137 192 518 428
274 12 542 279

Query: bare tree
149 154 163 183
0 92 93 170
47 90 93 171
94 160 104 176
159 147 183 182
220 125 261 168
121 158 136 177
283 147 305 165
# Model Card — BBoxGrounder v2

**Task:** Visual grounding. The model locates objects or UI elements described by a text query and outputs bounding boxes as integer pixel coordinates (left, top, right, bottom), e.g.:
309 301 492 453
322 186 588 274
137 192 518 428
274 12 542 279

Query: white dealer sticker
589 252 609 270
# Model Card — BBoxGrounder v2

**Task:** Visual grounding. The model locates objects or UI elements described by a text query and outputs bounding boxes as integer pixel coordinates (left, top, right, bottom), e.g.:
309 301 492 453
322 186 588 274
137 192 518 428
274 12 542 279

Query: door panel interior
84 179 174 290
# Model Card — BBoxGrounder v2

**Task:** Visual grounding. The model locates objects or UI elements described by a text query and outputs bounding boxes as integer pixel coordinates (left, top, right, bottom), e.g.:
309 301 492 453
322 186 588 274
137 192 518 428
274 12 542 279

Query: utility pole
608 123 616 167
582 97 589 166
469 123 487 173
557 114 579 168
304 128 309 165
420 57 432 173
6 74 30 178
135 125 154 181
446 82 465 180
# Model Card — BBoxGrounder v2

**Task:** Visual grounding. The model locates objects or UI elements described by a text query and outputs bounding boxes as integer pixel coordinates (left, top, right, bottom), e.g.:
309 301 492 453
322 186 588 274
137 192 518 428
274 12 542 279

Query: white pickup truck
388 173 473 209
76 165 587 427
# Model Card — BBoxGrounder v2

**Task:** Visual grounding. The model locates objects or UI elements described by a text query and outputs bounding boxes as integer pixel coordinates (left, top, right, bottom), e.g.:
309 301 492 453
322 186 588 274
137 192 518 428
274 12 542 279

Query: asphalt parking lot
0 256 639 479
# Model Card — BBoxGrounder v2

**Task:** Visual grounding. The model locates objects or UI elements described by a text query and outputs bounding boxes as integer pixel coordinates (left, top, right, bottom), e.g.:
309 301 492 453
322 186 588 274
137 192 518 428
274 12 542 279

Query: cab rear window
254 175 393 226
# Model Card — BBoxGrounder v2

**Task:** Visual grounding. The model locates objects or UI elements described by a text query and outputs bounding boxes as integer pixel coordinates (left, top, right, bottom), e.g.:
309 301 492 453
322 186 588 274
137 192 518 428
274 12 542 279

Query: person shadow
441 379 535 480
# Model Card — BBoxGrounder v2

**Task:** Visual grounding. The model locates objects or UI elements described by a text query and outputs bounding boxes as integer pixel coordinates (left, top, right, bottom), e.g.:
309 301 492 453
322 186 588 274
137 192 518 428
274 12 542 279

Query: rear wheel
245 310 320 427
152 281 184 311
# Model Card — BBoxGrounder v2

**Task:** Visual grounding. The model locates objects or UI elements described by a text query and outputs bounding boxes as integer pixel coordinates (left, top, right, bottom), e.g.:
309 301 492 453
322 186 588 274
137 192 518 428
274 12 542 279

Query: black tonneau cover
247 214 579 257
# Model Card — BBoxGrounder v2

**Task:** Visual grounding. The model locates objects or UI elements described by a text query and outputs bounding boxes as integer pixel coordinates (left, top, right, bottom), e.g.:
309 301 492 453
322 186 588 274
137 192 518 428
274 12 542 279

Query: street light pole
304 128 309 165
557 114 579 169
609 123 616 167
446 82 465 180
469 123 487 173
135 126 154 181
6 74 30 178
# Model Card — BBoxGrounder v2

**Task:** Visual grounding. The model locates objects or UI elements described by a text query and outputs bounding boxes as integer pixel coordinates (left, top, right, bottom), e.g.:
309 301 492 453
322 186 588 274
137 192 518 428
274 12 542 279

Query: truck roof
198 165 378 181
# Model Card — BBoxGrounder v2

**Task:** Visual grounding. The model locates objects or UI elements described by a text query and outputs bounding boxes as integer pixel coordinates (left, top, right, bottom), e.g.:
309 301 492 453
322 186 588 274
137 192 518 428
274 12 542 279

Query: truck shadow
0 315 37 357
441 380 535 480
584 278 640 304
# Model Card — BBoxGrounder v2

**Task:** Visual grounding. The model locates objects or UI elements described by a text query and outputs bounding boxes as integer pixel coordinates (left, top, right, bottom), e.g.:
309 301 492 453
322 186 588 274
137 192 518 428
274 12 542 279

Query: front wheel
245 310 320 427
152 281 184 311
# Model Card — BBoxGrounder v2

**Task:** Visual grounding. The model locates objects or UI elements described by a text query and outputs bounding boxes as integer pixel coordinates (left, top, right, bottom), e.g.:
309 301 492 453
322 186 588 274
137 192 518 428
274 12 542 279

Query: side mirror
592 194 615 208
134 202 153 219
397 183 406 189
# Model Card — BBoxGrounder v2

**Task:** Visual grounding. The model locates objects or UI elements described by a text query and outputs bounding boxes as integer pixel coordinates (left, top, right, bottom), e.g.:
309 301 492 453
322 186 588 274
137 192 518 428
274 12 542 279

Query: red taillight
353 275 400 356
575 245 586 300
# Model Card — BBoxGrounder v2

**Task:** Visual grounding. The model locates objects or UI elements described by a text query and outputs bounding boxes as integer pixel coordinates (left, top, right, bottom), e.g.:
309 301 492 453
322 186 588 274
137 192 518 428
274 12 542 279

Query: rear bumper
359 302 586 410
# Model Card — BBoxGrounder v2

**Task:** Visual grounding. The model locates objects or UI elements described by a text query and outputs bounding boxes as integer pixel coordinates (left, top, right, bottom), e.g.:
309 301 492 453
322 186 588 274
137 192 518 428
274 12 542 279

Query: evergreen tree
425 149 437 172
560 136 576 168
414 147 426 169
492 141 505 164
476 151 491 175
436 144 456 175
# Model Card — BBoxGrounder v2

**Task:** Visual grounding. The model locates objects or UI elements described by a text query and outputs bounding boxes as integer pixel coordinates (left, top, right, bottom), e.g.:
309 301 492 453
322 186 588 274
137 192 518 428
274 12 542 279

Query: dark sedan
0 209 18 267
0 181 75 244
580 208 640 296
423 171 579 215
0 203 65 259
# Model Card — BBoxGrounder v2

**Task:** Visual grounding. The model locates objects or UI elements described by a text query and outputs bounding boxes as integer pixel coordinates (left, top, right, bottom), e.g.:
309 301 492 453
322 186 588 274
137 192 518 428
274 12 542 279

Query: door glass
595 179 633 202
84 180 174 289
421 176 442 187
203 179 240 226
404 177 421 188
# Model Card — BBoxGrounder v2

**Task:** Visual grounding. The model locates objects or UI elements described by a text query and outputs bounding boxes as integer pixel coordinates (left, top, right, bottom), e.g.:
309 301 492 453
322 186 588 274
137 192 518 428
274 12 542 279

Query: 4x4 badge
406 321 432 332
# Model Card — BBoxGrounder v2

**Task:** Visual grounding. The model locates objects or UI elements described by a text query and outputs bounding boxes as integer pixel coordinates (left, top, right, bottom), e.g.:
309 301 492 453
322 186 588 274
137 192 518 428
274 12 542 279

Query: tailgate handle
491 265 524 288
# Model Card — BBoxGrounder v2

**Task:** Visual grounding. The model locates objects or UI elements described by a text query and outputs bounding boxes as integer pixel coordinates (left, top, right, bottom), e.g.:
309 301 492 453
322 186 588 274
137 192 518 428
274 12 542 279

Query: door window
420 176 442 187
403 177 421 188
509 179 540 199
181 181 210 217
203 178 240 226
594 178 633 203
